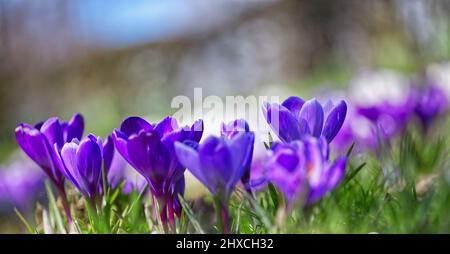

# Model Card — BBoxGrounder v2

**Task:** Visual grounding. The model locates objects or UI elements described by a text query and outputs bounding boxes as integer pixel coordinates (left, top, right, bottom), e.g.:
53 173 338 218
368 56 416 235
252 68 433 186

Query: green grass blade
14 208 37 234
45 181 66 234
178 195 205 234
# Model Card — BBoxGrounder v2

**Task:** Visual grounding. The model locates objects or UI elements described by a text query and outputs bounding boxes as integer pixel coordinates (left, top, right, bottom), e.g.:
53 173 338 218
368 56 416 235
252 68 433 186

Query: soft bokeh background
1 0 450 232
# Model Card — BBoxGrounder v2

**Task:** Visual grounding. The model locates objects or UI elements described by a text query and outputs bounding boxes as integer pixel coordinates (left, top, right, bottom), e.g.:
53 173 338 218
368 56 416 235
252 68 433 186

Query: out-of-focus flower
220 119 255 191
112 116 203 227
15 113 84 221
427 62 450 100
263 96 347 143
333 103 389 153
265 136 347 207
333 70 417 153
55 134 114 201
0 159 45 213
349 70 415 138
175 132 254 233
411 84 448 130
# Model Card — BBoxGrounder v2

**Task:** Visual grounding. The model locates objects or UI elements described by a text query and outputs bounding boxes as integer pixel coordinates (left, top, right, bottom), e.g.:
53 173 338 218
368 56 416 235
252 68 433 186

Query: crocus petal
15 124 52 169
282 96 305 119
65 113 84 142
195 136 229 194
322 100 334 116
174 142 205 186
275 149 300 173
325 157 347 190
303 137 324 187
155 116 178 137
241 134 254 189
299 99 324 138
264 102 306 142
103 135 115 173
221 119 250 138
34 122 44 130
322 100 347 143
120 117 153 137
40 117 64 148
227 132 254 189
318 136 329 160
60 142 85 194
266 145 306 202
126 131 153 177
190 119 204 142
112 129 135 168
76 138 102 197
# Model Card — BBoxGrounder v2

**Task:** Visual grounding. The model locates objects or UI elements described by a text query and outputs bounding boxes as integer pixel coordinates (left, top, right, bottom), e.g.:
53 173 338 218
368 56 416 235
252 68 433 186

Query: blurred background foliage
1 0 450 233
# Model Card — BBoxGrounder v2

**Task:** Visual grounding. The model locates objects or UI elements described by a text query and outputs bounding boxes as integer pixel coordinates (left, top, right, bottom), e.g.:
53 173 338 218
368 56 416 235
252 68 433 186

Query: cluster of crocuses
14 95 348 233
333 72 449 153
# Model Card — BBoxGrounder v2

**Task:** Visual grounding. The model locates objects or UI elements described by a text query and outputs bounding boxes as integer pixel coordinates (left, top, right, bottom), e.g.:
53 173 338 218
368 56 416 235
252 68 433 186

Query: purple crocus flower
263 96 347 144
55 134 114 202
15 113 84 221
174 132 254 233
411 84 448 131
0 159 46 213
266 136 347 207
220 119 254 192
112 116 203 229
333 103 390 153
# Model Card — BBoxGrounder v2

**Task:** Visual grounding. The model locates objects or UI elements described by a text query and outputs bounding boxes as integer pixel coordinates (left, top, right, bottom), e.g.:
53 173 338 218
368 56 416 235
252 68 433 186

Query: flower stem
213 196 229 234
56 185 72 224
157 197 169 234
167 194 176 233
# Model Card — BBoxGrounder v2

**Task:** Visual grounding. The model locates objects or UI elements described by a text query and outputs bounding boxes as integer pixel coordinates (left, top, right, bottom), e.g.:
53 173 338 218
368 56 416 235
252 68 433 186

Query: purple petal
322 100 334 116
120 117 153 137
266 145 306 202
197 136 232 195
60 142 85 194
263 102 306 142
203 139 234 193
198 136 221 156
125 131 153 178
15 124 51 169
318 136 329 160
303 137 325 187
326 157 347 190
103 135 115 173
65 113 84 142
220 119 250 138
282 96 305 119
127 131 170 188
34 121 44 130
190 119 204 142
154 116 178 137
275 150 299 173
76 138 102 197
174 142 205 185
227 132 254 189
112 129 135 168
40 117 64 148
299 99 324 138
322 100 347 143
